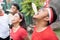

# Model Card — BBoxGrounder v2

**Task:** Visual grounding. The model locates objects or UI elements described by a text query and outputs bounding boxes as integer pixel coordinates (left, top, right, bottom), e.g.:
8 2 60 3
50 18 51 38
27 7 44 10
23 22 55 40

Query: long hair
10 13 27 30
18 13 27 30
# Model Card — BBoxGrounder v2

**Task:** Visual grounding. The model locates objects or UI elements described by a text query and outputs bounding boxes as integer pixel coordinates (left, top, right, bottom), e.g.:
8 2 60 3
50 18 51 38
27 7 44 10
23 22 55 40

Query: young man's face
11 5 18 14
33 8 49 22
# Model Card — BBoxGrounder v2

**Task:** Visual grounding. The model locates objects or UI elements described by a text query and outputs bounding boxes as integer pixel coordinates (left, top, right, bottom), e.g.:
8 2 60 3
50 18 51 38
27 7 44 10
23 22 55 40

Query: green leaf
26 11 30 16
20 0 44 16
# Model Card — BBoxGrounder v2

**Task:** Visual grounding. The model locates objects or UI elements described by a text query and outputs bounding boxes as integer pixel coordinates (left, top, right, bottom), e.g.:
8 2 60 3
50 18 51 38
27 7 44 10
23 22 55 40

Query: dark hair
18 13 27 30
12 3 20 10
47 7 57 25
10 13 27 30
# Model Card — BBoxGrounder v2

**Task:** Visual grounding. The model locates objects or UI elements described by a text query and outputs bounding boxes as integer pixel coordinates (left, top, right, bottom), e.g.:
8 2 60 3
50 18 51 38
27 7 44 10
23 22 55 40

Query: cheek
12 17 19 23
12 19 19 24
33 14 47 20
40 13 45 18
11 8 16 12
12 9 15 12
15 17 20 22
40 12 48 18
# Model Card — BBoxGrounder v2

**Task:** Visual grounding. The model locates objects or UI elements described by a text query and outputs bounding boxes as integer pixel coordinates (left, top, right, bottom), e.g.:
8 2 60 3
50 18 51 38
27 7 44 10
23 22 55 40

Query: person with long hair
10 13 29 40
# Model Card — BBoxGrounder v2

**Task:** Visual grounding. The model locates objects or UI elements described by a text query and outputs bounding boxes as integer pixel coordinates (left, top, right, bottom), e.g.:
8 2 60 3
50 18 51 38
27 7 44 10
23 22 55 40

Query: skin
0 8 4 16
33 8 49 32
0 9 2 14
10 5 19 15
11 13 30 40
11 14 21 24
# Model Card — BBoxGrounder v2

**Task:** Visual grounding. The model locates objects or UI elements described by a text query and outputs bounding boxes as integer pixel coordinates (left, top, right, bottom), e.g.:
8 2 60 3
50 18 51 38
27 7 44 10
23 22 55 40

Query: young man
32 7 58 40
0 5 9 40
8 3 21 26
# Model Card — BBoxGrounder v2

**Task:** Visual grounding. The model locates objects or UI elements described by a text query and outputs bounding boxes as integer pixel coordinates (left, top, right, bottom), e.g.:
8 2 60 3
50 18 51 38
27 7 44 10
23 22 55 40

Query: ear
44 17 49 21
19 19 22 22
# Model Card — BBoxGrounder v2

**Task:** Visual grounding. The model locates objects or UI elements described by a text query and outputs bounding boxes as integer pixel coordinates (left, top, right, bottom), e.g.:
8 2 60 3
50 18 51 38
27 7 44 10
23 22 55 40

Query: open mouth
33 17 38 20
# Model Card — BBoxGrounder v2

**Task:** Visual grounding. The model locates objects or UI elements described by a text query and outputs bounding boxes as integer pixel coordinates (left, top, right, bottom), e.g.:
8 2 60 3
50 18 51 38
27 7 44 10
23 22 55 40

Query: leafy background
21 0 45 16
20 0 45 25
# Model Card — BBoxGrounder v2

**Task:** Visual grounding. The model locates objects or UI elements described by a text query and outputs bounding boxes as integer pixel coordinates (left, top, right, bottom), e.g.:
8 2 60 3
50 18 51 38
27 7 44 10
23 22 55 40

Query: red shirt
32 26 58 40
10 27 28 40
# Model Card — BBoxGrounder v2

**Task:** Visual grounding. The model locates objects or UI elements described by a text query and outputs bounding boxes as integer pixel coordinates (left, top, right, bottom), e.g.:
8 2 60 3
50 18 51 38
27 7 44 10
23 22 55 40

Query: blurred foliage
20 0 45 16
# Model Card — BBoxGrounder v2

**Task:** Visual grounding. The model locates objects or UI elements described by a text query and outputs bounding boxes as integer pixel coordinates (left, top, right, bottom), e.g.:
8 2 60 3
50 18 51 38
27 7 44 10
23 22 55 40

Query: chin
12 22 15 24
12 21 16 24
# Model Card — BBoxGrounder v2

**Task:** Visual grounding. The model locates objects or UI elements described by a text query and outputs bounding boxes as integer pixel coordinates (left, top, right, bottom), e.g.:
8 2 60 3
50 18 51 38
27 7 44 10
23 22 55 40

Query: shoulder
44 26 58 39
2 14 9 19
4 14 9 18
19 27 28 36
19 27 27 33
19 27 28 38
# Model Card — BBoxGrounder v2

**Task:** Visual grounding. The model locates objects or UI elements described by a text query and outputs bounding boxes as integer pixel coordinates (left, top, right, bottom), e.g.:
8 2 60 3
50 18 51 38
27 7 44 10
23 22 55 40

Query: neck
35 20 47 29
12 23 20 32
13 23 20 28
35 20 48 32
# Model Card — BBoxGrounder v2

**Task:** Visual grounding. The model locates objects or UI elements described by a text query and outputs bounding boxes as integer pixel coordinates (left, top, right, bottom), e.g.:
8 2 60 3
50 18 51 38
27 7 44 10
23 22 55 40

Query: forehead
11 5 16 8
